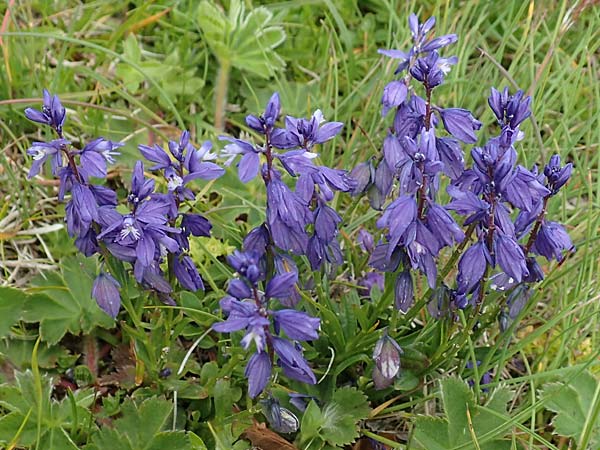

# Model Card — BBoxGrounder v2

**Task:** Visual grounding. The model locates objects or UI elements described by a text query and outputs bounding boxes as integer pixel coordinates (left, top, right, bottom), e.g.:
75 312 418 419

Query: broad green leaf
300 400 322 439
122 34 141 62
320 387 370 446
24 256 113 344
413 416 450 450
0 370 93 448
442 378 475 446
86 397 191 450
542 371 600 447
195 0 285 77
299 388 370 447
0 287 26 336
413 378 513 450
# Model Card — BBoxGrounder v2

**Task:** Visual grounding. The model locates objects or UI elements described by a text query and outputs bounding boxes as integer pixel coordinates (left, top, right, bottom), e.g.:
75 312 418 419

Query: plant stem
214 58 231 131
524 196 549 254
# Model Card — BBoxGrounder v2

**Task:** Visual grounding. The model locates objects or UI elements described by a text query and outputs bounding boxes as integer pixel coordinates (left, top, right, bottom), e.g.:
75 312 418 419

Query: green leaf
24 255 113 344
320 387 370 446
299 387 370 447
0 370 93 448
300 400 322 439
412 417 450 450
442 378 475 446
542 371 600 448
122 34 141 62
0 287 26 336
413 378 513 450
87 397 192 450
196 0 285 77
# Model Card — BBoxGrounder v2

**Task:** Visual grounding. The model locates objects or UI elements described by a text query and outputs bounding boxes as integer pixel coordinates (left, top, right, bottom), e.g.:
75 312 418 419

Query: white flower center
120 218 141 240
167 175 183 191
31 146 47 160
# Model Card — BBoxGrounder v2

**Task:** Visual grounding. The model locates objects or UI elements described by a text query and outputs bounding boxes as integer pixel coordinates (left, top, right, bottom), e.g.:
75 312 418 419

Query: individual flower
381 81 408 116
24 89 66 133
92 272 121 318
276 110 344 151
531 221 573 262
245 92 281 134
438 108 482 144
394 270 414 313
456 241 490 296
26 139 67 179
372 331 403 390
79 138 123 179
544 154 573 195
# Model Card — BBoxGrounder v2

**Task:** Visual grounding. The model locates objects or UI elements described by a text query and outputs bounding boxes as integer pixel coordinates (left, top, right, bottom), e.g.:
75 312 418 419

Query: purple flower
358 272 385 296
378 14 456 76
266 173 311 254
488 87 531 129
79 138 123 179
24 89 66 133
138 143 173 171
544 154 572 195
501 166 550 212
378 48 411 74
394 270 414 313
357 228 375 253
425 201 464 247
265 271 298 299
381 81 408 116
421 34 458 52
276 110 343 150
227 250 263 284
92 272 121 318
245 352 272 398
349 159 375 195
532 221 573 262
436 137 464 179
457 242 490 295
372 332 403 389
26 139 67 179
272 337 316 384
243 225 270 257
246 92 281 134
173 254 204 291
393 97 425 139
237 152 261 183
273 309 320 341
181 213 212 237
410 51 446 88
439 108 482 144
376 195 417 259
493 232 528 283
260 396 299 434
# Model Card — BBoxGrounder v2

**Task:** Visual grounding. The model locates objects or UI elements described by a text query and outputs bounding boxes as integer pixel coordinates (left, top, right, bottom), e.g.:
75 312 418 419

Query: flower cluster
212 250 320 397
450 90 573 308
355 13 573 316
25 91 222 317
212 94 355 396
220 93 355 272
361 14 475 312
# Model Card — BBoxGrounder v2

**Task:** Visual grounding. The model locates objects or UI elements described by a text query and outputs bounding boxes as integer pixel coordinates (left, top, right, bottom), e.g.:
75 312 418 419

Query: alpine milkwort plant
24 90 223 317
358 13 573 325
212 94 354 396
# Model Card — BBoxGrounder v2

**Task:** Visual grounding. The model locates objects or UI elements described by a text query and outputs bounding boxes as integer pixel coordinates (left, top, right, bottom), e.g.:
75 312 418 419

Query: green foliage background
0 0 599 449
